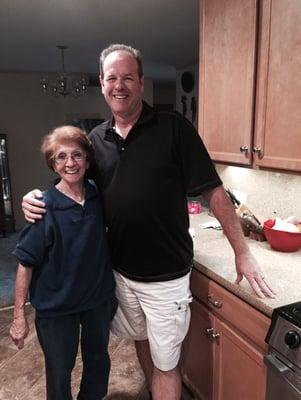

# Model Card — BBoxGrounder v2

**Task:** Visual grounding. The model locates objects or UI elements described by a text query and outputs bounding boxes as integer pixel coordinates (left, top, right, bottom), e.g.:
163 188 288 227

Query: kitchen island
181 211 301 400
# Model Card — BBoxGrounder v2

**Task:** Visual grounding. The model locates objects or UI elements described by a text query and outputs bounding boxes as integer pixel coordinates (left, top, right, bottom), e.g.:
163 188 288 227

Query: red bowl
263 220 301 252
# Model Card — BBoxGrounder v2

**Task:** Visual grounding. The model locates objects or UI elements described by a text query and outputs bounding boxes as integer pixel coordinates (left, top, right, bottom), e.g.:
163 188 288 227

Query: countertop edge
192 260 273 318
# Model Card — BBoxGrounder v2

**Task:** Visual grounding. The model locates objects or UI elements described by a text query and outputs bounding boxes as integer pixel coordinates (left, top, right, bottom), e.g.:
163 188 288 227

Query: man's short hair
99 44 143 78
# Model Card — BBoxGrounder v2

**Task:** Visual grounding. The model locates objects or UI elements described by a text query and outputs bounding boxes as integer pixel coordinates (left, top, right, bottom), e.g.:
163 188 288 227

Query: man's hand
9 316 29 349
204 186 276 299
22 189 46 223
235 252 276 299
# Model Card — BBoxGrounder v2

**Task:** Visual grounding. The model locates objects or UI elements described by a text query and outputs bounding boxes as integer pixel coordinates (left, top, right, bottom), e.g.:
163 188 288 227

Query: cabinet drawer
190 268 270 350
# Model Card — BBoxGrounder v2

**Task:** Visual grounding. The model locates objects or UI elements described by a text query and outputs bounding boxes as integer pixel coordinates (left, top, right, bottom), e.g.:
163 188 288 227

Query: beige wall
0 72 153 230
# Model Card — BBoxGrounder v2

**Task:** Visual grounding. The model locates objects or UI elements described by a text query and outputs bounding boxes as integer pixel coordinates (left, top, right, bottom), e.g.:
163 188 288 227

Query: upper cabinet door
254 0 301 171
199 0 258 165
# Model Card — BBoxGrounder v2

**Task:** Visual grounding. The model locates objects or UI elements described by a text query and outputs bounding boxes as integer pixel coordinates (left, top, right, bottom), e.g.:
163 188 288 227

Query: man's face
100 51 144 119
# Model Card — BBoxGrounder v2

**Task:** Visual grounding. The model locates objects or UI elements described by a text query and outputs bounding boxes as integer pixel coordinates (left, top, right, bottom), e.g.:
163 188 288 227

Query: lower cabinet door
181 300 214 400
213 317 267 400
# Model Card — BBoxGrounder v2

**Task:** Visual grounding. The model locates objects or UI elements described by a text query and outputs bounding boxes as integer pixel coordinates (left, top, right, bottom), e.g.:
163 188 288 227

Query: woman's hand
9 315 29 349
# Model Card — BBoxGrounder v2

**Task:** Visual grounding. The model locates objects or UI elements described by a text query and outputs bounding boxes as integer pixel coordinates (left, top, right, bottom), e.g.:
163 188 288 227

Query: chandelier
41 45 89 97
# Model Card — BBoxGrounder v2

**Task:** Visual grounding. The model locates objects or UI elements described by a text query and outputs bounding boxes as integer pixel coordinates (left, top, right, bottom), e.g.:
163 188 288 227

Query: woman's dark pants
35 301 114 400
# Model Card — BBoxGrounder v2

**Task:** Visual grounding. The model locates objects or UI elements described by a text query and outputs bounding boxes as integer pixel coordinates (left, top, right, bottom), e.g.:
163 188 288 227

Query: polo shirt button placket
118 136 125 152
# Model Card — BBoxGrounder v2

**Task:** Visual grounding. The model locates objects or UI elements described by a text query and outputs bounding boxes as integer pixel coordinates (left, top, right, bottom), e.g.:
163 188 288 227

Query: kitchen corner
189 212 301 317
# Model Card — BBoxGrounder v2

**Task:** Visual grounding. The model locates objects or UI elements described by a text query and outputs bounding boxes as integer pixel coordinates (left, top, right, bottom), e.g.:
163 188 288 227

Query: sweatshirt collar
47 179 98 210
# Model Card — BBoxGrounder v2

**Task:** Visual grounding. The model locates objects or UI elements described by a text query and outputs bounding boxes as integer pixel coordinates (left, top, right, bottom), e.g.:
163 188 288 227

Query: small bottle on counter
187 200 202 214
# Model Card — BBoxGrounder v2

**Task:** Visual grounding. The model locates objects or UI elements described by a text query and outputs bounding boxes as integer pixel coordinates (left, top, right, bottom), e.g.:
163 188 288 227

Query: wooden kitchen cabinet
213 317 267 400
253 0 301 171
199 0 257 166
199 0 301 172
181 300 214 399
181 269 270 400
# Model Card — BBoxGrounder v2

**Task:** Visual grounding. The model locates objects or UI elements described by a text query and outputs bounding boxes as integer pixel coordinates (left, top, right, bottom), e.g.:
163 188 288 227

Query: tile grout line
0 302 30 312
0 330 37 371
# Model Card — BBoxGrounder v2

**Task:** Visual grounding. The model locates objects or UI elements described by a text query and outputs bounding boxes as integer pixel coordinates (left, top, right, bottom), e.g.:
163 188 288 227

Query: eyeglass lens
54 151 85 163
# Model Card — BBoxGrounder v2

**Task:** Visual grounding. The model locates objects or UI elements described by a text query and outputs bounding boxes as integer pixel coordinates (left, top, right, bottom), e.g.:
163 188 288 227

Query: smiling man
22 44 275 400
88 44 275 400
100 49 144 125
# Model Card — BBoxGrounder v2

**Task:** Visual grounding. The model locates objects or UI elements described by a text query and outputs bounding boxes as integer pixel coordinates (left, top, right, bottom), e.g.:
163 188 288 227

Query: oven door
264 354 301 400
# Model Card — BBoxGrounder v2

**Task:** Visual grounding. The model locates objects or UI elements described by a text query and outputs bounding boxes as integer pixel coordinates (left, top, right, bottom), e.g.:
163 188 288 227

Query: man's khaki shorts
111 270 192 371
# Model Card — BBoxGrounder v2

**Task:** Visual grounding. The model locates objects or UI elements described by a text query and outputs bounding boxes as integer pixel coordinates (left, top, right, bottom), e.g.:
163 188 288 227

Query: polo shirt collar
105 100 155 138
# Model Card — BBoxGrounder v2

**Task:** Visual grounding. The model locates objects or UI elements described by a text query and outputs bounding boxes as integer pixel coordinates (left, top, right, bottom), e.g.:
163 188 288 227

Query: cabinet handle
252 146 262 155
239 145 248 153
211 331 220 340
205 327 214 338
207 295 223 309
205 327 220 340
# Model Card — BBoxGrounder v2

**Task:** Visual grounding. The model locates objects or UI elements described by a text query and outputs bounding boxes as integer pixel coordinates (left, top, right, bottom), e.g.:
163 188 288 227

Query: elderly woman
9 126 116 400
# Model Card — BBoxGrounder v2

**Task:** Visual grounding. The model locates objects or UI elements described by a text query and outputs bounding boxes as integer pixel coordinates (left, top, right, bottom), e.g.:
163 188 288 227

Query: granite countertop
189 212 301 318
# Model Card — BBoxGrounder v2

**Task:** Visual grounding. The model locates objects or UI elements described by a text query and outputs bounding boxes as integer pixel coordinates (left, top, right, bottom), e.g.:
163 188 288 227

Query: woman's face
52 143 89 186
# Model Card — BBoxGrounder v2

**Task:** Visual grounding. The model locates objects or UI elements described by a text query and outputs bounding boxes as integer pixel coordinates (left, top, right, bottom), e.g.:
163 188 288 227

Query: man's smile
113 94 128 99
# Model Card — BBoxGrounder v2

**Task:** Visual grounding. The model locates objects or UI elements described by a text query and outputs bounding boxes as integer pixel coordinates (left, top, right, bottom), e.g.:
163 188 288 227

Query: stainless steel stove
265 301 301 399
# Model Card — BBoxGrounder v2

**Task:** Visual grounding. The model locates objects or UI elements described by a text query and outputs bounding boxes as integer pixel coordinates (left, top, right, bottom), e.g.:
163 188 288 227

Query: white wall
0 71 153 230
215 165 301 222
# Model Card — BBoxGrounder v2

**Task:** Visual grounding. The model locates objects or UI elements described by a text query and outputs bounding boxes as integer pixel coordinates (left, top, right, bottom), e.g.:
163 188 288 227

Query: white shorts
111 271 192 371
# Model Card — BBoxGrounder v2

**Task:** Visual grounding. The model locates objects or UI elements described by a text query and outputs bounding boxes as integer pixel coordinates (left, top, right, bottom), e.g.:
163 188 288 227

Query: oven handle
264 354 290 374
264 354 301 395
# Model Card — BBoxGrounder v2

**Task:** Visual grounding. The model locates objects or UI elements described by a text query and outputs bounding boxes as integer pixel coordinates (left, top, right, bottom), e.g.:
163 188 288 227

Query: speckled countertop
190 212 301 318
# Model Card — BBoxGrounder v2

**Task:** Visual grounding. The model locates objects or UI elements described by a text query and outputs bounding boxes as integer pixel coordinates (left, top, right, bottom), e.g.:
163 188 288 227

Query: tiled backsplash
215 165 301 222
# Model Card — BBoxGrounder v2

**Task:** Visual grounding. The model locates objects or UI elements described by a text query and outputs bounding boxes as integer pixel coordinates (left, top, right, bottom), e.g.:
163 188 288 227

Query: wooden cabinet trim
253 0 272 157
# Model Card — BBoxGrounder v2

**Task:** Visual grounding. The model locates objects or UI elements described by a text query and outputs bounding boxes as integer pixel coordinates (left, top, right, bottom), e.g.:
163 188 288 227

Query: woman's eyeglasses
54 151 86 165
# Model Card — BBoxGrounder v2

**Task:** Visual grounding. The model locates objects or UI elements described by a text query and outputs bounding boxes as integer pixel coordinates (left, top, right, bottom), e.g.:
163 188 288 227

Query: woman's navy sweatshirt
13 180 115 317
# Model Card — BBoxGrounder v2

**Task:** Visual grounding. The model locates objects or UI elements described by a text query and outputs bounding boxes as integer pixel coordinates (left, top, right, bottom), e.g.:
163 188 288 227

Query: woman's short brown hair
41 125 95 171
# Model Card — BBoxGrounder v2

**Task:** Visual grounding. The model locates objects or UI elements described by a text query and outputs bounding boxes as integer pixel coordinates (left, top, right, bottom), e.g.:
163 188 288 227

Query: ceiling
0 0 199 85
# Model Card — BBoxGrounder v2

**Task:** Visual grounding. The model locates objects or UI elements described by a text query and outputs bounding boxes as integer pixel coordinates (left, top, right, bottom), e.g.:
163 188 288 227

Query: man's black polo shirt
89 101 222 282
